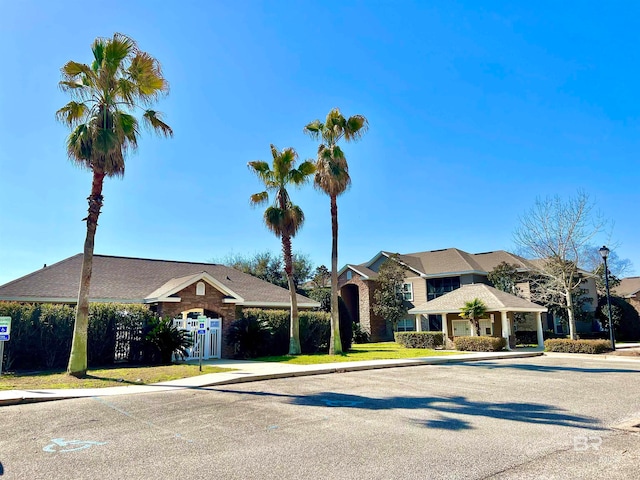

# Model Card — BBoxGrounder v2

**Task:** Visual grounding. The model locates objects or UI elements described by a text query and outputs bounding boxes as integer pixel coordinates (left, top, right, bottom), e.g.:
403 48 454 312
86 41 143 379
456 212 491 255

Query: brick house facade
0 254 319 359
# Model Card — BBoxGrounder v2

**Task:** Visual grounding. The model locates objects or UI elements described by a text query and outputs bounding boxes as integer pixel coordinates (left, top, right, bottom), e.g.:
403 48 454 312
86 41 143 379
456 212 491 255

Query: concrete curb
0 351 543 407
199 352 545 387
543 351 640 362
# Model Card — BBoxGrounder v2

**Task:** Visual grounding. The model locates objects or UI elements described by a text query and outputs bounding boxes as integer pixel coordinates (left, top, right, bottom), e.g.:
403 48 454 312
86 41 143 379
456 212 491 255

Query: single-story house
0 253 319 358
338 247 596 344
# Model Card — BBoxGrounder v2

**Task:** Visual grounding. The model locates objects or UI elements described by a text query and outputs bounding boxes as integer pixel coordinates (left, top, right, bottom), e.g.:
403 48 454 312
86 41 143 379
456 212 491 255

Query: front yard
256 341 462 364
0 364 234 391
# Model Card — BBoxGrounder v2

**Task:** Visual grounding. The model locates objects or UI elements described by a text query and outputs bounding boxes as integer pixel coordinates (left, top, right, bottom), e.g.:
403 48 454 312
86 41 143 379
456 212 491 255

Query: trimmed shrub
226 316 271 358
39 304 74 368
395 332 444 349
0 301 159 371
544 339 611 354
576 332 609 340
235 308 332 357
352 322 370 344
454 336 507 352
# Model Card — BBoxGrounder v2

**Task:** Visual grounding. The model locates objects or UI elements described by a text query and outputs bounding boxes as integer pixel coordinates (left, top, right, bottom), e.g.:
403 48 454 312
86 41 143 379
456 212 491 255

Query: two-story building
338 248 598 348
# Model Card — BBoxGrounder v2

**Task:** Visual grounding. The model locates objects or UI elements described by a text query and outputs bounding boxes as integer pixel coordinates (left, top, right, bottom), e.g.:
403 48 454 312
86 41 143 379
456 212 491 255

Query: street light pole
599 245 616 351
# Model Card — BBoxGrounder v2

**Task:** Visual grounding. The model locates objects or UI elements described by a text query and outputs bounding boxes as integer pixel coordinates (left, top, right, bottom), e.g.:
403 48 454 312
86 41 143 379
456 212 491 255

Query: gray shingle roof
348 264 379 280
0 254 318 306
372 248 535 277
613 277 640 297
408 283 547 314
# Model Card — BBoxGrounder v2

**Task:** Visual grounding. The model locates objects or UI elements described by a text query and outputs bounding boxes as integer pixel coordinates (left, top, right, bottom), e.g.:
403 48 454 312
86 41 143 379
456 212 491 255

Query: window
397 282 413 301
196 281 205 296
397 318 416 332
427 277 461 301
479 319 493 336
346 270 353 280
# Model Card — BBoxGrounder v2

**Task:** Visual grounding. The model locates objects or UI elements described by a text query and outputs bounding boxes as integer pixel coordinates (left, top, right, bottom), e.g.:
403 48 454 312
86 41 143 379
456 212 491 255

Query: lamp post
599 245 616 351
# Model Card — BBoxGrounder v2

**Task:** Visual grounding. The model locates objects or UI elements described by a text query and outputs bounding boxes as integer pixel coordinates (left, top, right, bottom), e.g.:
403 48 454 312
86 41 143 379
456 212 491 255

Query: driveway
1 355 638 479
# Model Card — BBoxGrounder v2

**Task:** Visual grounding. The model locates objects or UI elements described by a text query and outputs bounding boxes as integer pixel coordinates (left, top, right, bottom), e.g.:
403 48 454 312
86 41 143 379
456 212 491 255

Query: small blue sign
197 329 206 335
210 320 221 329
0 326 7 333
0 334 9 341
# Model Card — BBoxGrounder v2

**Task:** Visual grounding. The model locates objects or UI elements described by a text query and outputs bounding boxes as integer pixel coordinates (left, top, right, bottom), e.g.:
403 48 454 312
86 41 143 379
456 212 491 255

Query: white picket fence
172 317 222 360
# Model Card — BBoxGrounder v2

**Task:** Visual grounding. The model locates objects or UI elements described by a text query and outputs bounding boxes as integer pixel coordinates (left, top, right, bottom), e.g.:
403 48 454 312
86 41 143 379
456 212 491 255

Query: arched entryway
340 284 360 326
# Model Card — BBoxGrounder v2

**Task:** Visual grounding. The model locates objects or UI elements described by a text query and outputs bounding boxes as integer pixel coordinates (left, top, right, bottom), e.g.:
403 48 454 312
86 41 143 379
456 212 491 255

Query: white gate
173 316 222 360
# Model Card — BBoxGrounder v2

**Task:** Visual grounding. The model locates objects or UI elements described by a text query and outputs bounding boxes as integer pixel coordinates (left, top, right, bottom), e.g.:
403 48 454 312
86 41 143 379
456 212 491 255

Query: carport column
535 312 544 349
501 310 511 351
415 314 422 332
442 313 449 339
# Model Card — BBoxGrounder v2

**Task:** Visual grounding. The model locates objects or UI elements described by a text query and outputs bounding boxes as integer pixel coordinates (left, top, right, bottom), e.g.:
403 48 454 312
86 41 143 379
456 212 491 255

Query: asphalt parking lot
1 355 639 479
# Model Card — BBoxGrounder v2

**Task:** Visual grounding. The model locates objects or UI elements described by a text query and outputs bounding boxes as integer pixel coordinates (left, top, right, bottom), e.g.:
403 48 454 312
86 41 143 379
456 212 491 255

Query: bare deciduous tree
514 191 606 339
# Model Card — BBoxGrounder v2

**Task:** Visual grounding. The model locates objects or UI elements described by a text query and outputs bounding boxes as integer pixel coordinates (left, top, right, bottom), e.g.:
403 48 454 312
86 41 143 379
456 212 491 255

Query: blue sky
1 0 638 286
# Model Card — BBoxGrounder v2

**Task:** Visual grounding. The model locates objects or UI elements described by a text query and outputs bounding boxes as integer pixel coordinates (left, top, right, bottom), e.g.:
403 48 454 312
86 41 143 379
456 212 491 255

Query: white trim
419 270 487 278
236 301 321 308
409 305 547 314
144 297 182 304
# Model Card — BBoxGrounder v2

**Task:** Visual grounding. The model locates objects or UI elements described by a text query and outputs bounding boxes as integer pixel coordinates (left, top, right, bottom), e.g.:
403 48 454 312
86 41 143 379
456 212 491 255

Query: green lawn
256 341 462 364
0 364 235 391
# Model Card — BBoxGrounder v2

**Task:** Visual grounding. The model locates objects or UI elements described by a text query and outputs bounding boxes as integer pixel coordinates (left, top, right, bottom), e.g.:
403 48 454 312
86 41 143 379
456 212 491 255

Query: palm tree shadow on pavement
213 389 601 431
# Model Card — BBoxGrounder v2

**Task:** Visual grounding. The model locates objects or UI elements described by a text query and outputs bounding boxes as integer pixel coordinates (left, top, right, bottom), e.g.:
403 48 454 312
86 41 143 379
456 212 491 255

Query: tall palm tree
460 298 488 337
304 108 368 355
248 145 315 355
56 33 173 376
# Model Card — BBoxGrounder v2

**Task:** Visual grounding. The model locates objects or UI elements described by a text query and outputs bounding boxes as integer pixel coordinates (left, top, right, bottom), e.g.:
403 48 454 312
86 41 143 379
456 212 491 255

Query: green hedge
230 308 337 357
544 339 611 354
454 336 507 352
395 332 444 349
0 302 156 371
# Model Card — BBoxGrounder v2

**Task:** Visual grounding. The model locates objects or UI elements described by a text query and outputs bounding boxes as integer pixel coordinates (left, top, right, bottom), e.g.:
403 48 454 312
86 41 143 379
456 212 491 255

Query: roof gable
409 283 547 314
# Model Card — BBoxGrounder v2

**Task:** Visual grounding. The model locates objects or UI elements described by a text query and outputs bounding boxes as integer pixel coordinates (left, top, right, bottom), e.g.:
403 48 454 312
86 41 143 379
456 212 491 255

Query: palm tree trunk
282 234 301 354
329 195 343 355
67 170 105 377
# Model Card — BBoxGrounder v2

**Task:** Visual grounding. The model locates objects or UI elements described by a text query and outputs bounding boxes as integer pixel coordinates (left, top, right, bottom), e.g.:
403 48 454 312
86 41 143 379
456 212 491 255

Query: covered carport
408 283 547 350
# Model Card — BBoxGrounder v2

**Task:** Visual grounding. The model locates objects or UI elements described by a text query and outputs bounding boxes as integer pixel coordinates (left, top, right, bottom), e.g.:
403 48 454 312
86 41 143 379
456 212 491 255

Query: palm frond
283 205 305 237
314 145 351 197
142 110 173 137
297 160 316 176
264 206 285 237
103 33 136 74
248 160 274 186
303 120 323 140
117 78 137 107
56 101 88 126
62 61 93 79
250 191 269 206
66 123 93 165
288 161 315 186
344 114 369 141
129 52 167 99
91 39 105 72
98 148 126 177
113 111 139 151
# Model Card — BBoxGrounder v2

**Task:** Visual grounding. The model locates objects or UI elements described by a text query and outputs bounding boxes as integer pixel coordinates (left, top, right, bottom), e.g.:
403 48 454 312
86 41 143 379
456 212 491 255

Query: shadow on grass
213 388 600 431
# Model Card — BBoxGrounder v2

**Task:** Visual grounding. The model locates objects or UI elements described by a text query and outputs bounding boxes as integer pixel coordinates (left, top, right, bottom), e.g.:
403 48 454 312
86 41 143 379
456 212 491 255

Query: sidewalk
0 350 543 407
